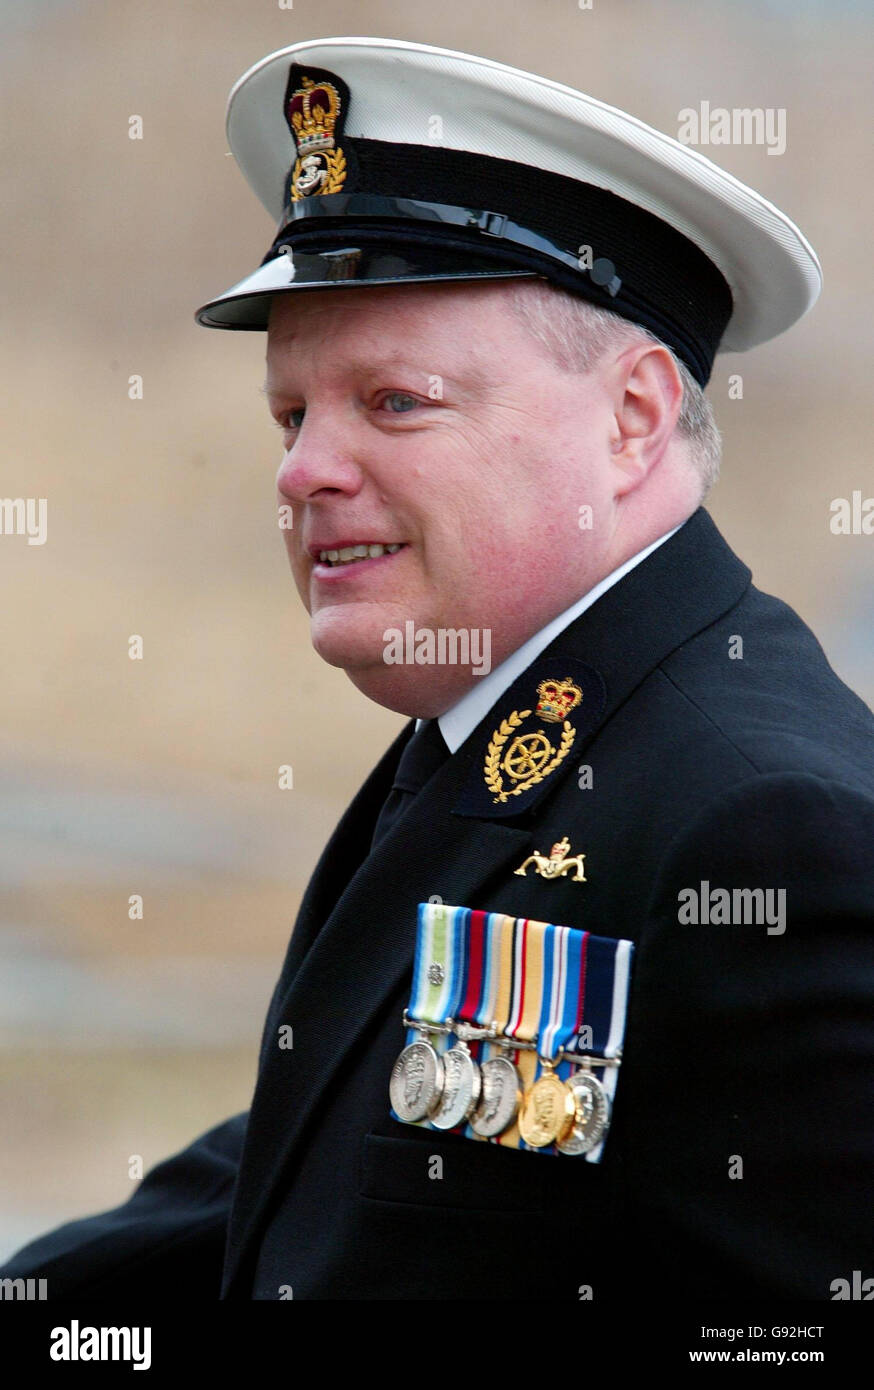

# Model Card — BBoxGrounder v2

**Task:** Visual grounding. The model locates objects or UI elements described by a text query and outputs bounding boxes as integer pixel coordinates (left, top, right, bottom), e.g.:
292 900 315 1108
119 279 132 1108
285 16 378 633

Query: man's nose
276 422 364 502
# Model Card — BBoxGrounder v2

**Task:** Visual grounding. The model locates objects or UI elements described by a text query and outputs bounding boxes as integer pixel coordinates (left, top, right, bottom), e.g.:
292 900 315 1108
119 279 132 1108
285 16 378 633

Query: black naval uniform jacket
4 508 873 1301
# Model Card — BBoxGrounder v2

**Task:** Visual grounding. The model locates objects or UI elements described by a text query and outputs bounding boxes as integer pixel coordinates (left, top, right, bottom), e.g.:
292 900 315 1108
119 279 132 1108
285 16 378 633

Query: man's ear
608 341 684 496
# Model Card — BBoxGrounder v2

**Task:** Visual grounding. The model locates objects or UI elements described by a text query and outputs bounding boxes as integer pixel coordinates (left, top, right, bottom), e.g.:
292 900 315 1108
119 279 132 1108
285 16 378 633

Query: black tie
371 719 450 849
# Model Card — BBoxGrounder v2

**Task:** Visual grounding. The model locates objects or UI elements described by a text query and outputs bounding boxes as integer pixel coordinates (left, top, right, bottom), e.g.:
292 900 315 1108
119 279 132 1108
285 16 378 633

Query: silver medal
429 1042 482 1130
470 1054 523 1138
557 1068 611 1155
389 1039 445 1122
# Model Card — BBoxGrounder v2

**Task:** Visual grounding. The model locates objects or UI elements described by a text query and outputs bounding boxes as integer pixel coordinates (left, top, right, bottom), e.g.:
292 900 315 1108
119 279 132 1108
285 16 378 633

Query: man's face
266 280 618 716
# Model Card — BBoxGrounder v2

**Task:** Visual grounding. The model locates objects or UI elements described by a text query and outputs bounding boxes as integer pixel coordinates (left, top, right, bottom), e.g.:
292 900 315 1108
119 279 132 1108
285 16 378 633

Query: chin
309 609 388 671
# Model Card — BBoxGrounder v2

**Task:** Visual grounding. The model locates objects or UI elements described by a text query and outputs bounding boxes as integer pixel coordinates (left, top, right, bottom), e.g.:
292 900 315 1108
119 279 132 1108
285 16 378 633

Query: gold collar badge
484 677 583 804
287 74 347 200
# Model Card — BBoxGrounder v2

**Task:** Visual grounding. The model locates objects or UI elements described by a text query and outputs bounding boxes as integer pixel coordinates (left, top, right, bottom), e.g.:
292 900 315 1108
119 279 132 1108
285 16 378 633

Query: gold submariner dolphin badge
514 836 587 883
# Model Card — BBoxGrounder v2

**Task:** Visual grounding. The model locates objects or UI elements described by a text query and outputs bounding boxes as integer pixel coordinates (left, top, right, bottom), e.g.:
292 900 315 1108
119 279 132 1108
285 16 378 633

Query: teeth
316 543 405 566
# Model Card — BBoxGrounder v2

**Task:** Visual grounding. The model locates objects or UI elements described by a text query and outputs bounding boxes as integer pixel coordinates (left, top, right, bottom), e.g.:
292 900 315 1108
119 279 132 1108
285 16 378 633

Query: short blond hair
507 279 722 498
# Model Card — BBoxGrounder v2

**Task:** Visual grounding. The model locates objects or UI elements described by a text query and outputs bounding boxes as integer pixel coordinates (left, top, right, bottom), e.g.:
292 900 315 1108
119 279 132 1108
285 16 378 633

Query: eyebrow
261 354 494 399
262 351 431 387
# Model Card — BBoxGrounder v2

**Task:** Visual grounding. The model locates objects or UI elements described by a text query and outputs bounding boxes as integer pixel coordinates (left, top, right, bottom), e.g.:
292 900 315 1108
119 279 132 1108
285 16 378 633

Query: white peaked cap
196 37 822 385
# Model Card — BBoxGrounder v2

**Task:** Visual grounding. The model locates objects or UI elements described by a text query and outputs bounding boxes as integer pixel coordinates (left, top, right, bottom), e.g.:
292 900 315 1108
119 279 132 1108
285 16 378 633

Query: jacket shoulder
656 582 874 794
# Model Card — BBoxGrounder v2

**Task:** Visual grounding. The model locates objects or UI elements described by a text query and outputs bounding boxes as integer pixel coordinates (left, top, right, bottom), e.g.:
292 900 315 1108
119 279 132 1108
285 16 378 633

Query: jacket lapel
222 738 530 1292
222 507 751 1293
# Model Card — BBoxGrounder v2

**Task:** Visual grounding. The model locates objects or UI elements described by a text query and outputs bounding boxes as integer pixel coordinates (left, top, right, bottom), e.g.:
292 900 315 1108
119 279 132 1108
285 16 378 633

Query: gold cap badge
285 70 348 200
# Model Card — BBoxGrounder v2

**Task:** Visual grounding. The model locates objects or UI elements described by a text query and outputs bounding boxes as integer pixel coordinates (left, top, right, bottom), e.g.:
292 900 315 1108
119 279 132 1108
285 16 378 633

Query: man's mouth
315 542 406 569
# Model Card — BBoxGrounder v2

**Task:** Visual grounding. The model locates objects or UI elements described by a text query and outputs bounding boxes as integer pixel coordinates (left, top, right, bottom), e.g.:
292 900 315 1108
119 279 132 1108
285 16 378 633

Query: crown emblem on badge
288 75 340 154
535 678 583 723
285 72 348 201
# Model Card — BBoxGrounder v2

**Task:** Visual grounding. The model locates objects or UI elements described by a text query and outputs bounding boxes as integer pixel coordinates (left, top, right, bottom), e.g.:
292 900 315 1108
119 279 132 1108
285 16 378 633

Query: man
3 37 872 1301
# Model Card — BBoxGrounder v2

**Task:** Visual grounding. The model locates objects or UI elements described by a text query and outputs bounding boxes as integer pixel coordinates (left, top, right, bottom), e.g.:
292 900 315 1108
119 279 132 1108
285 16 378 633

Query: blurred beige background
0 0 871 1260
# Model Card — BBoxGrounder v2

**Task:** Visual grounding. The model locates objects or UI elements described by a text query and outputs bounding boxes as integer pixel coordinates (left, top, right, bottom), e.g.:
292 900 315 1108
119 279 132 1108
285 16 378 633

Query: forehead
264 280 522 376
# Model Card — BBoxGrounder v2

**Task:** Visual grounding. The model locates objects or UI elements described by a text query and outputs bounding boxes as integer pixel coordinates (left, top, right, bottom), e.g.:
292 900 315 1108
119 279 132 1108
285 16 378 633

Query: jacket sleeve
0 1111 248 1299
618 771 874 1298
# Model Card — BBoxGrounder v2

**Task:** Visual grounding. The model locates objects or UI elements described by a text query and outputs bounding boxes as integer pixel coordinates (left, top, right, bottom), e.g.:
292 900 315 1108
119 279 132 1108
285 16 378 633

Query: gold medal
518 1068 576 1148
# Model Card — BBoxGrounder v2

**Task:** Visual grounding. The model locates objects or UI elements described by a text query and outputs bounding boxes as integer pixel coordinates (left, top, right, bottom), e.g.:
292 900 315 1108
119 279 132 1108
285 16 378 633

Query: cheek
284 530 301 575
411 425 562 563
283 534 312 607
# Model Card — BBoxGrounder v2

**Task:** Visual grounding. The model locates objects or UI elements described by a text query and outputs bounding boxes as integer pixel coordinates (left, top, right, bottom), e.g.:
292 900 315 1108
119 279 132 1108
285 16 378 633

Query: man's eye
276 407 305 431
382 392 420 414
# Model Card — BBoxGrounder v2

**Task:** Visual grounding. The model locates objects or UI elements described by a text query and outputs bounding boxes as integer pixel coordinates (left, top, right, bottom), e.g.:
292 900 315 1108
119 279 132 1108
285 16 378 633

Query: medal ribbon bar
390 904 634 1162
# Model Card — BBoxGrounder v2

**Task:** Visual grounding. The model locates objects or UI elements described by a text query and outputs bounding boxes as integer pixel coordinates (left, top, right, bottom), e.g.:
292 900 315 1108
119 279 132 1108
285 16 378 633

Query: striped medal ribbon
427 905 485 1131
557 934 634 1159
389 902 475 1126
458 911 523 1139
514 920 583 1150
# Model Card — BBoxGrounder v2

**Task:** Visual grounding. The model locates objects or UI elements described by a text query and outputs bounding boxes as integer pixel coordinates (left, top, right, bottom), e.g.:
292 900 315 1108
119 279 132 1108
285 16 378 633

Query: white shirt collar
417 524 683 753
